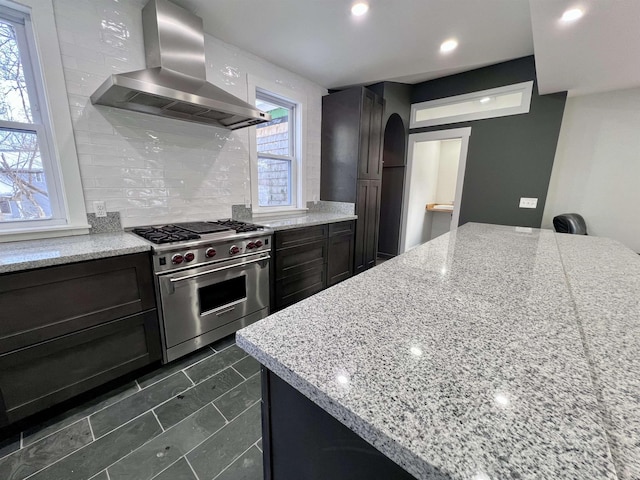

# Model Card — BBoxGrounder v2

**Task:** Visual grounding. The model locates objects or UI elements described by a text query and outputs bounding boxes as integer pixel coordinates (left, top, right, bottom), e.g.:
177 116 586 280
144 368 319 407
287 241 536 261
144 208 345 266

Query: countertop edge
252 213 358 231
235 332 432 479
0 234 151 274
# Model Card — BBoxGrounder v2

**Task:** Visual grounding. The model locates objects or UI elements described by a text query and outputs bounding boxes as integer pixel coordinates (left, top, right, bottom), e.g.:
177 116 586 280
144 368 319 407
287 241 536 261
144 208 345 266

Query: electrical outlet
519 197 538 209
93 201 107 217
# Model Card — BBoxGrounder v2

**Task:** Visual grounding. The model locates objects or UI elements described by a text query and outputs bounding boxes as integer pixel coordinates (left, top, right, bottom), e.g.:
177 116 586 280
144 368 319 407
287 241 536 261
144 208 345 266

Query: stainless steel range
131 220 272 363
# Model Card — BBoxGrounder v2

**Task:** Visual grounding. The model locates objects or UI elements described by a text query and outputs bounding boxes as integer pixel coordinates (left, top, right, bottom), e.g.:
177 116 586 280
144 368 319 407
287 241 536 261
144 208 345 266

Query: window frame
410 81 534 129
255 90 297 209
0 0 88 240
247 74 307 216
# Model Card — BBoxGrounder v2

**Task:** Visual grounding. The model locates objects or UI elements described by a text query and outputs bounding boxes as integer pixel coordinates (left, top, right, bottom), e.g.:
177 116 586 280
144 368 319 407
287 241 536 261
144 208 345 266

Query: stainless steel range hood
90 0 270 130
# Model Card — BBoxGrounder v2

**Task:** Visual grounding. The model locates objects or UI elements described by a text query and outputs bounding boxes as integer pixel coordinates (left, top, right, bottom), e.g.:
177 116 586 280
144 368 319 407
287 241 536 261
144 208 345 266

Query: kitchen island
237 223 640 480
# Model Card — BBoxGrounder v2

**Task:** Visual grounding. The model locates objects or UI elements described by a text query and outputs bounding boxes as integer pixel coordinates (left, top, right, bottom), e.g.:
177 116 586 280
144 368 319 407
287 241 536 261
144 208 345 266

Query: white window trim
247 74 307 216
410 81 534 129
0 0 88 242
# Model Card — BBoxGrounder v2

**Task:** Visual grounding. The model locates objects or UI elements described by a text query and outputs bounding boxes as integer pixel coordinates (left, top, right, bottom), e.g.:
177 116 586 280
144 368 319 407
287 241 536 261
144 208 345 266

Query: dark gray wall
411 56 567 228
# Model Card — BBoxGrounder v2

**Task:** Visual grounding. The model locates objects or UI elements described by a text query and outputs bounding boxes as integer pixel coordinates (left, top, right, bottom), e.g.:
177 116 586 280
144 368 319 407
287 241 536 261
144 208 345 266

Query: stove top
132 220 265 245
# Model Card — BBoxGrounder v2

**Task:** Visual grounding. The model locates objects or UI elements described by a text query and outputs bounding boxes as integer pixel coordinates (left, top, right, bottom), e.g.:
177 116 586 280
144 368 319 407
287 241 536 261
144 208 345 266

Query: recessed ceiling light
351 2 369 16
480 97 492 104
561 8 583 22
440 39 458 53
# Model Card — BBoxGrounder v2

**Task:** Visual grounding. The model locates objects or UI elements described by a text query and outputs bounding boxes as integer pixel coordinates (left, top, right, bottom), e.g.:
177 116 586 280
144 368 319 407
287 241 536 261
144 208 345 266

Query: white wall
405 141 439 250
542 88 640 252
435 139 461 204
51 0 325 227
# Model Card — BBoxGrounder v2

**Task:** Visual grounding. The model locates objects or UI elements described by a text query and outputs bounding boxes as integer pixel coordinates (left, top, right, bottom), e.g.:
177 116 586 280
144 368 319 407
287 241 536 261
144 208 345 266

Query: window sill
251 208 309 219
0 223 92 243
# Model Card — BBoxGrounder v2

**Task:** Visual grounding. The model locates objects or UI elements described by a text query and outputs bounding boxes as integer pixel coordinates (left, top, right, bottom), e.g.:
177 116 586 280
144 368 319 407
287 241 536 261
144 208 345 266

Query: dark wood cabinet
0 252 160 426
321 87 384 275
354 180 382 275
327 235 354 287
272 221 354 311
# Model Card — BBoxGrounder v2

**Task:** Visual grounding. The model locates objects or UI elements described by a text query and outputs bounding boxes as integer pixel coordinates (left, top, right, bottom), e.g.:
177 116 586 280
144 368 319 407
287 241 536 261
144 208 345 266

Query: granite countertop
253 212 357 231
0 232 151 274
237 223 640 480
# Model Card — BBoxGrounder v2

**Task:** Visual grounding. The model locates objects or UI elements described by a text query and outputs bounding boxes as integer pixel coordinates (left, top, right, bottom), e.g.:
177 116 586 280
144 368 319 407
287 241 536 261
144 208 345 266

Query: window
0 197 11 215
255 91 296 208
0 6 64 225
410 81 534 129
0 1 87 239
247 75 306 215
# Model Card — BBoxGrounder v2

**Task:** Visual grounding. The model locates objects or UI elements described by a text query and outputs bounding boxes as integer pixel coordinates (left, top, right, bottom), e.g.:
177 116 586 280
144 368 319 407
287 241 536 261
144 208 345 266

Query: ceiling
173 0 640 96
530 0 640 96
175 0 534 89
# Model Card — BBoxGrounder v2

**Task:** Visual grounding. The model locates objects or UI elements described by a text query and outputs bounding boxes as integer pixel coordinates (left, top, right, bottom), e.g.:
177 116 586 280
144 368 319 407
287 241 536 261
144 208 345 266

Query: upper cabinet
320 87 385 203
357 89 384 179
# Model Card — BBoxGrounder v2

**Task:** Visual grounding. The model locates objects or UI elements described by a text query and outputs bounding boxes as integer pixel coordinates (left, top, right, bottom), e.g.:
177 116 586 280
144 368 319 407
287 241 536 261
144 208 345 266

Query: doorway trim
399 127 472 253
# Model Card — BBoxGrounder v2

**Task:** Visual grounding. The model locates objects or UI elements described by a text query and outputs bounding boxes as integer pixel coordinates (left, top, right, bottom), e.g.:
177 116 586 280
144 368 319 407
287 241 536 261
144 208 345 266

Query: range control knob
246 242 256 250
205 248 216 258
184 252 195 262
255 240 263 248
229 245 240 255
171 254 184 264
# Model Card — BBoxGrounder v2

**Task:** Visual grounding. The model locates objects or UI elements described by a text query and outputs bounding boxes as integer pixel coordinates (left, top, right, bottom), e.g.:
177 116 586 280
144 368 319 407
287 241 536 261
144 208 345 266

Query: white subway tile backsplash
52 0 325 227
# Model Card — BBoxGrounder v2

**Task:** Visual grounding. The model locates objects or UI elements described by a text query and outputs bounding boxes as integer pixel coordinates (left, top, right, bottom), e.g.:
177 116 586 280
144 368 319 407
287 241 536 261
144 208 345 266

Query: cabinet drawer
329 220 355 237
0 253 155 354
275 240 327 280
275 266 325 310
275 225 328 250
0 310 160 426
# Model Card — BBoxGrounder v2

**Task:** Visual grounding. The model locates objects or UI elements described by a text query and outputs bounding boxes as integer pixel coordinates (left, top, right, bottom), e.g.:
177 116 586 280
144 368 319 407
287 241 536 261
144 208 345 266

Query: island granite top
0 232 151 274
253 212 357 231
237 223 639 480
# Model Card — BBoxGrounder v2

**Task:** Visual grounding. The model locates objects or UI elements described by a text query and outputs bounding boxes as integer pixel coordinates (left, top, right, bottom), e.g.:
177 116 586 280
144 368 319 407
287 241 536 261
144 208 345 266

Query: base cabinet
272 221 354 312
0 252 160 426
327 222 355 286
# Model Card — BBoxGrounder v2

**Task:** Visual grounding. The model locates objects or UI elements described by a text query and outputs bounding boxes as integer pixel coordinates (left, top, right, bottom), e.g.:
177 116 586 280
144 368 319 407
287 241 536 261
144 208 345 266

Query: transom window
410 81 534 129
255 90 297 208
0 6 64 225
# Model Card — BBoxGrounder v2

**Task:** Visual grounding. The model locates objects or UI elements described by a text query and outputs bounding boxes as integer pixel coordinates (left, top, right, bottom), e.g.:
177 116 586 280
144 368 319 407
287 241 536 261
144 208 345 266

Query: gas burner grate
214 219 261 233
132 226 201 244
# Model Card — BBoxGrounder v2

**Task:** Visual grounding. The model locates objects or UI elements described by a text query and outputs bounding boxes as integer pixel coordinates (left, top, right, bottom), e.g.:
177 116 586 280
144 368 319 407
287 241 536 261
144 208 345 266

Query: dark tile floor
0 335 263 480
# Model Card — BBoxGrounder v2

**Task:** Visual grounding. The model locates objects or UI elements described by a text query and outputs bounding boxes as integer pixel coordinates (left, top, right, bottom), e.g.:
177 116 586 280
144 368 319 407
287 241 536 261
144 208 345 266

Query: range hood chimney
90 0 271 130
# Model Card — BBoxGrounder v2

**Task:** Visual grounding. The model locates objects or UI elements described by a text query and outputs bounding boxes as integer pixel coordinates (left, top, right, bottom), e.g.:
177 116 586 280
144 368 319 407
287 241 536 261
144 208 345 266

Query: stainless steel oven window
198 275 246 315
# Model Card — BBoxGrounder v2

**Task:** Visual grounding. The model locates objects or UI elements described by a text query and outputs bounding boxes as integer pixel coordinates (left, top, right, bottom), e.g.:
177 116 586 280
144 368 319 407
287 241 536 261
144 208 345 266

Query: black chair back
553 213 588 235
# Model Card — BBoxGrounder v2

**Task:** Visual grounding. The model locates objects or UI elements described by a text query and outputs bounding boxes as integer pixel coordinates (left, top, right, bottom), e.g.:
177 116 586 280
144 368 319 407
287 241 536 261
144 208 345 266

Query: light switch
519 197 538 209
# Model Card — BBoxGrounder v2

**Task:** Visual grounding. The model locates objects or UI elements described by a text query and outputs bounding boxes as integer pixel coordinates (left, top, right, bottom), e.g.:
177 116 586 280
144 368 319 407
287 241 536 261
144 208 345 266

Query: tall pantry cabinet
320 87 384 275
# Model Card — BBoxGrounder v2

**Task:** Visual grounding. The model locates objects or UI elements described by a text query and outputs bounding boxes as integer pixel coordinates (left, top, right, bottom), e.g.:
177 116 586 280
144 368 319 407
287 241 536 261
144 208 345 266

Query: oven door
158 252 270 349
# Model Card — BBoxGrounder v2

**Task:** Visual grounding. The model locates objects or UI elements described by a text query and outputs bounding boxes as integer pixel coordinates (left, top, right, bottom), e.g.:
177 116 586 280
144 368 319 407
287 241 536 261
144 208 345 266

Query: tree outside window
0 14 51 222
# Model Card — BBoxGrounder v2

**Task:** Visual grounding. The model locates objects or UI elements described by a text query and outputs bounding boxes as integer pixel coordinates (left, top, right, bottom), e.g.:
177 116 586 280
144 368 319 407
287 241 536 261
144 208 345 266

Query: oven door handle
168 254 270 286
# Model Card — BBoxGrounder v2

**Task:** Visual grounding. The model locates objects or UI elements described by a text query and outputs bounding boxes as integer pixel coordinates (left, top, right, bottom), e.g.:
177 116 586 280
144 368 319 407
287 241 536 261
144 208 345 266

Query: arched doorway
378 114 406 257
